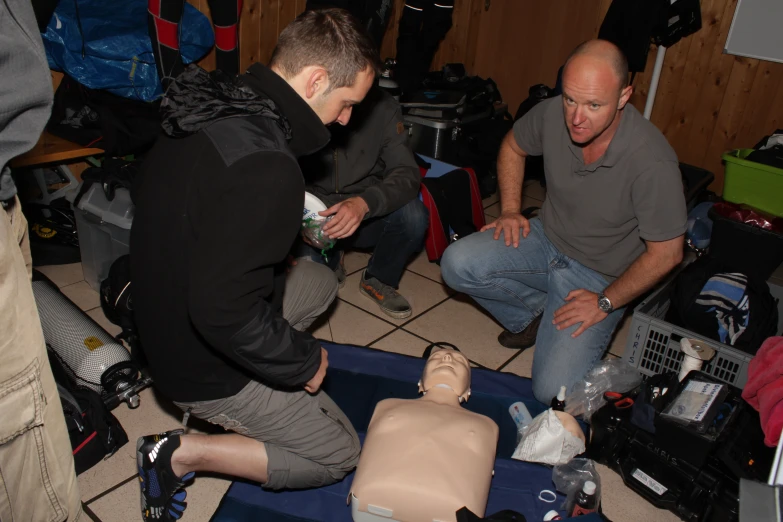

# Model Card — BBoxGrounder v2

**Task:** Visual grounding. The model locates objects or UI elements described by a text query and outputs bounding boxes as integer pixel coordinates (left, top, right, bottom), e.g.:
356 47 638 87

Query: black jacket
300 87 420 219
130 64 330 402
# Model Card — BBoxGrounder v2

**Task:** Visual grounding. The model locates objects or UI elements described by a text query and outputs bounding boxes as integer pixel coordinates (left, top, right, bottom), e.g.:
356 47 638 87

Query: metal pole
643 45 667 120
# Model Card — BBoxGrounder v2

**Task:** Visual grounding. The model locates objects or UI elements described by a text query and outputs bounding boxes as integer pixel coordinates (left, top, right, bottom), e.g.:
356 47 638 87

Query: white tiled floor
48 180 674 521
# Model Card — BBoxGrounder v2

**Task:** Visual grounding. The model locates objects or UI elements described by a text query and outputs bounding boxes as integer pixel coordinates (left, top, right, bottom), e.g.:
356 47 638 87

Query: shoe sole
136 437 149 520
359 286 412 320
497 338 536 349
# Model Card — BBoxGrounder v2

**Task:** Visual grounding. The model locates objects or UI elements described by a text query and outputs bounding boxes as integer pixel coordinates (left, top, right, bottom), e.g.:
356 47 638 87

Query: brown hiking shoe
497 314 542 349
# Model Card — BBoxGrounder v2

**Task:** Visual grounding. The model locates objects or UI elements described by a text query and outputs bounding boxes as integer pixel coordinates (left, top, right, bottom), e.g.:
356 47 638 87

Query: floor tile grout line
396 294 454 329
335 291 454 331
59 280 85 291
403 267 445 286
496 349 525 371
345 261 445 287
366 326 403 348
336 297 400 329
345 266 368 278
82 502 103 522
398 327 435 347
85 473 139 505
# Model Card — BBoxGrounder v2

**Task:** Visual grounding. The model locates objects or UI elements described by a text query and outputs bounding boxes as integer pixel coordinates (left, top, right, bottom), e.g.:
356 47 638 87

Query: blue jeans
293 199 429 288
440 218 625 404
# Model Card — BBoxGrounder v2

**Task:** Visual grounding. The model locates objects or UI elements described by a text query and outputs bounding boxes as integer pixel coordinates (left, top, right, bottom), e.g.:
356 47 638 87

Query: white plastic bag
552 458 602 512
511 409 585 466
565 358 642 422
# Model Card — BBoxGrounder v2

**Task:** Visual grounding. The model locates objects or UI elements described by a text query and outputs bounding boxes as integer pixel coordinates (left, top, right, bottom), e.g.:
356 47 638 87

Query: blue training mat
210 342 568 522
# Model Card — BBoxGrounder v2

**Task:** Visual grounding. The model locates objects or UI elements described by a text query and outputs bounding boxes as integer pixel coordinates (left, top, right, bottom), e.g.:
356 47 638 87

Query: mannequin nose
442 353 452 362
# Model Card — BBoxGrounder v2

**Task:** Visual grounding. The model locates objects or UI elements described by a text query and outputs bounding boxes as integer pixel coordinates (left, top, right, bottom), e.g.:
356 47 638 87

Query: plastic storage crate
74 184 134 291
623 266 783 389
722 149 783 218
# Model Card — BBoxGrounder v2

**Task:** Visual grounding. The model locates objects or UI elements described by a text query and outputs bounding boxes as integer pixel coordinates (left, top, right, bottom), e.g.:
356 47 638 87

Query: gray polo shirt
513 97 687 279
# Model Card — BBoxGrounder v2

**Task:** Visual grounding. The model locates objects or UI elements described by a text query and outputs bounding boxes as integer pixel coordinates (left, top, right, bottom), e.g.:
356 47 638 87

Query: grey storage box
404 103 508 160
74 184 134 291
623 263 783 389
404 115 461 160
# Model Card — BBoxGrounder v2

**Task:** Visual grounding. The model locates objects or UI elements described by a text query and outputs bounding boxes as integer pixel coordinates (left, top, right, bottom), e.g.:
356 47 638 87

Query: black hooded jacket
130 64 330 402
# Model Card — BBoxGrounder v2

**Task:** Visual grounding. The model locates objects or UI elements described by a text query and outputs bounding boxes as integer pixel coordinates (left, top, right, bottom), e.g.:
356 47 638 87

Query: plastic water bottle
509 402 533 430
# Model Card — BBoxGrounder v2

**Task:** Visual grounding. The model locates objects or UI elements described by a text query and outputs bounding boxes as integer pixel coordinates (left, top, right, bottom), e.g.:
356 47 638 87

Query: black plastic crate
708 205 783 281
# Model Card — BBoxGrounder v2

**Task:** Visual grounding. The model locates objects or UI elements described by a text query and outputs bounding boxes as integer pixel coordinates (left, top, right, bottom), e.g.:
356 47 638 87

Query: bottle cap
543 510 562 521
557 385 566 401
583 480 596 495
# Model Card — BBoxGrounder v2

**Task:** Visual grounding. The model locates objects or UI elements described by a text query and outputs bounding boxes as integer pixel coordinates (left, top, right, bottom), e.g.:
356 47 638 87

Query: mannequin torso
351 359 499 522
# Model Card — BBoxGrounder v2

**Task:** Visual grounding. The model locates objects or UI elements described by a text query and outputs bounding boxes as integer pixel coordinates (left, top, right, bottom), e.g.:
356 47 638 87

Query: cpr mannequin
350 347 499 522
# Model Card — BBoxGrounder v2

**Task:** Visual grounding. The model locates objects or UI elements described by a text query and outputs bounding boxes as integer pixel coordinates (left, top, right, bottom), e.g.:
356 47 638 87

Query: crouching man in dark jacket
299 86 428 319
130 9 378 522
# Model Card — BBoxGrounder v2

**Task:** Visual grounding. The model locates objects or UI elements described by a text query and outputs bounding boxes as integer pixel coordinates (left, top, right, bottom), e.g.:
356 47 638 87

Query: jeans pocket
549 254 570 270
0 360 68 522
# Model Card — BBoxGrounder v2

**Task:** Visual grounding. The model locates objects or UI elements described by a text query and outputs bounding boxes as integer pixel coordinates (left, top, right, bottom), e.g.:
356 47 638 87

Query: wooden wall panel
185 0 783 192
379 0 405 61
469 0 607 114
380 0 482 69
623 0 783 192
238 0 262 72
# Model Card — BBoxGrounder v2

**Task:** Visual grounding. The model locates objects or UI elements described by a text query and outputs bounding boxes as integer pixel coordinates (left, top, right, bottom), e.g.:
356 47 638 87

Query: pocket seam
0 359 44 444
0 358 67 521
319 406 360 455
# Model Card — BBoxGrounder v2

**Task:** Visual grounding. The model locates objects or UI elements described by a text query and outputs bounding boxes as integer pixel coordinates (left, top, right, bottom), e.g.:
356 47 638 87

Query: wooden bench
11 130 103 169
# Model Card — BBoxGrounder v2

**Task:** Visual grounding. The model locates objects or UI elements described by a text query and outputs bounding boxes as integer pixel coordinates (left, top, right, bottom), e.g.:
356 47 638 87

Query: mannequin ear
417 380 424 394
458 389 471 403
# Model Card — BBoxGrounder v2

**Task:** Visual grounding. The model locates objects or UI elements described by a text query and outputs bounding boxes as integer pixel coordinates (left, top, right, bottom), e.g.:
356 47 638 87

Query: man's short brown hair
270 8 380 92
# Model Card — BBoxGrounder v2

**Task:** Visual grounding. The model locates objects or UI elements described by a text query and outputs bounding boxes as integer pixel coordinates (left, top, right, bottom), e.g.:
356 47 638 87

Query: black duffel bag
47 349 128 474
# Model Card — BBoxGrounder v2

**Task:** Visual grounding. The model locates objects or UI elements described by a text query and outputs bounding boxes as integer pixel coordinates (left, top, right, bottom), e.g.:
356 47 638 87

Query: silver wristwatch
597 292 613 314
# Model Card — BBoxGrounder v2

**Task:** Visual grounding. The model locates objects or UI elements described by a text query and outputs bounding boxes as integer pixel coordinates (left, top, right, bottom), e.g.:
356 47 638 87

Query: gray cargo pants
175 260 361 490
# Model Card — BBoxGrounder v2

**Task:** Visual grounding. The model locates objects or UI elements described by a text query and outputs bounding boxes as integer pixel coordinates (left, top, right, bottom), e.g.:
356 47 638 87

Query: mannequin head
418 347 471 402
553 410 586 444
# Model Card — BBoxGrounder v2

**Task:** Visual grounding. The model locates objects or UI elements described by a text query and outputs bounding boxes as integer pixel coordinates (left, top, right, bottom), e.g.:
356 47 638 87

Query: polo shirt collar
566 105 634 171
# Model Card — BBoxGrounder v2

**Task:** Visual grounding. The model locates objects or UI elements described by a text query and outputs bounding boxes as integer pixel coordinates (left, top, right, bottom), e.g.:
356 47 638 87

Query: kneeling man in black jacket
130 9 378 521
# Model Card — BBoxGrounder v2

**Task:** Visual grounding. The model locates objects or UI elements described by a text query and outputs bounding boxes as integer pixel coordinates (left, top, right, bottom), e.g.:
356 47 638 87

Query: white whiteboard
724 0 783 64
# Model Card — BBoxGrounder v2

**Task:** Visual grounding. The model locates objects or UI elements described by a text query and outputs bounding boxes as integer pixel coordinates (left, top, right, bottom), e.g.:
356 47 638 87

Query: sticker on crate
632 468 668 496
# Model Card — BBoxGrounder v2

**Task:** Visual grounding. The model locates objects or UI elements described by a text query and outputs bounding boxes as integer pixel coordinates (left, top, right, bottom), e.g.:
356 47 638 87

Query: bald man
441 40 686 404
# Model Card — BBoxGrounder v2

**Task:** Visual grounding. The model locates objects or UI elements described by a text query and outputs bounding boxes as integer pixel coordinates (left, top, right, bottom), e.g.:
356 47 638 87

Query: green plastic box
722 149 783 217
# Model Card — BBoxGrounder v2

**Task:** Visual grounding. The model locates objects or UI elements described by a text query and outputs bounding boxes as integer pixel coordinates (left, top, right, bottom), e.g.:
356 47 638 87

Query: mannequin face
419 348 471 400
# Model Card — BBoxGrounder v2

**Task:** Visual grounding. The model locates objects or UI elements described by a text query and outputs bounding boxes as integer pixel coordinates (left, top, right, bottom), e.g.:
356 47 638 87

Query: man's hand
480 212 530 247
304 347 329 394
320 197 369 240
553 289 608 338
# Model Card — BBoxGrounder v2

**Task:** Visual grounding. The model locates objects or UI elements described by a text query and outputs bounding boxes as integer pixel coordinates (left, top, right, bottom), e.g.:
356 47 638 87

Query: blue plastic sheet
42 0 214 101
210 342 569 522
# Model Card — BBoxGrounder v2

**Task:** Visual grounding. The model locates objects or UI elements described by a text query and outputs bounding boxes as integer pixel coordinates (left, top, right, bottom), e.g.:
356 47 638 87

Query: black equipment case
588 371 774 521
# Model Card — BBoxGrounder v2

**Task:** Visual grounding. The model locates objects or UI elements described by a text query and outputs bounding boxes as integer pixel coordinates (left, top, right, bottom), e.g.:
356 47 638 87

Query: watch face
599 297 612 313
